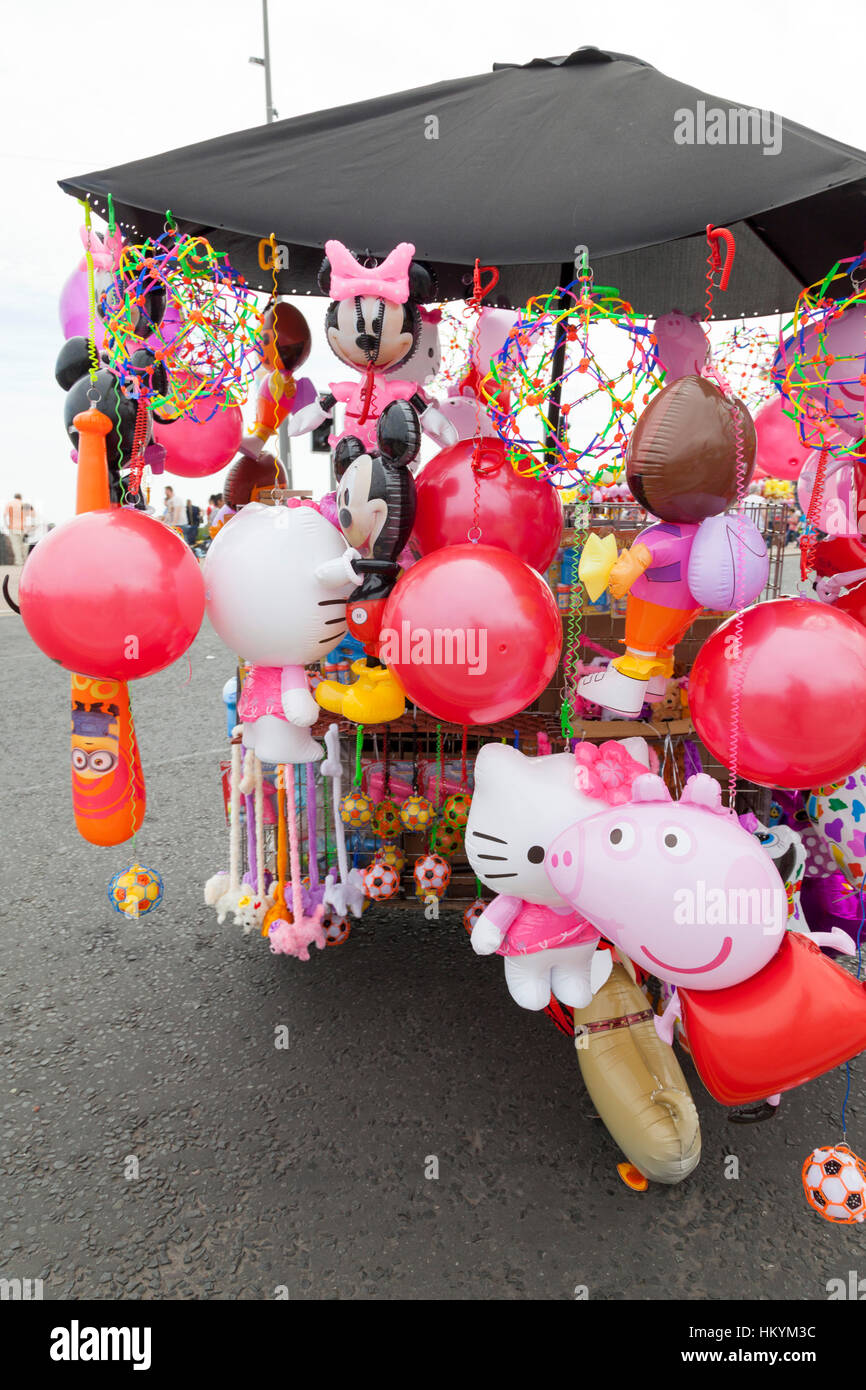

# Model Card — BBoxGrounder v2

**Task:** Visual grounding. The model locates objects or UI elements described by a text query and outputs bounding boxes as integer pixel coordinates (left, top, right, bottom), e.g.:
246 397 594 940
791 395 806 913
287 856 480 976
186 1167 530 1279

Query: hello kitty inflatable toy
204 501 355 763
436 307 519 441
465 739 651 1011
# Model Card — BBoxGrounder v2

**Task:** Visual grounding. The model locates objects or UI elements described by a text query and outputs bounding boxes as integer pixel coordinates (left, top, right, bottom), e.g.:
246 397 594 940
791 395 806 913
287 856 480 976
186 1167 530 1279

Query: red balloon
153 399 242 478
752 395 812 482
19 509 205 679
412 438 563 572
689 598 866 788
380 543 562 724
681 932 866 1105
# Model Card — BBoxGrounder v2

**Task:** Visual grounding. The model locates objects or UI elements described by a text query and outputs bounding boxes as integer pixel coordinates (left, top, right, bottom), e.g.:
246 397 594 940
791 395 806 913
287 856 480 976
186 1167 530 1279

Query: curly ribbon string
460 726 468 789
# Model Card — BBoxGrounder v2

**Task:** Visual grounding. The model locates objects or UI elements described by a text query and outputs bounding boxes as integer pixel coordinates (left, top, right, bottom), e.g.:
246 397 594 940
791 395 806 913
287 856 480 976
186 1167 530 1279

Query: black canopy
60 47 866 317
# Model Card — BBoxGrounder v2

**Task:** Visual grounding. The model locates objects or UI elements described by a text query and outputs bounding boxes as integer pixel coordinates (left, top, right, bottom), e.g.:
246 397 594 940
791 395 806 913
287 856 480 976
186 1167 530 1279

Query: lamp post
250 1 293 481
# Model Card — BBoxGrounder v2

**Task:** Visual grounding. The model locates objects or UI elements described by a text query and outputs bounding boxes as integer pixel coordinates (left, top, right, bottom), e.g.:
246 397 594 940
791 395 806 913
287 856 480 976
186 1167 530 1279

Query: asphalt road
1 583 864 1302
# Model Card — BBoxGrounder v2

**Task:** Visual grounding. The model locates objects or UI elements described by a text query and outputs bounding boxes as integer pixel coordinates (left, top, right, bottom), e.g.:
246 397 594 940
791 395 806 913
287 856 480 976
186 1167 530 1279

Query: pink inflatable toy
651 311 709 382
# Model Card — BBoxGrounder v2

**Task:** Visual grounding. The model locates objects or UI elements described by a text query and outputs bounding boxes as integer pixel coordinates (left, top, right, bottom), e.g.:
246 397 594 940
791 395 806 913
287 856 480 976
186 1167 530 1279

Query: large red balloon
752 396 812 481
380 543 562 724
412 438 563 572
152 398 242 478
19 509 205 679
689 598 866 788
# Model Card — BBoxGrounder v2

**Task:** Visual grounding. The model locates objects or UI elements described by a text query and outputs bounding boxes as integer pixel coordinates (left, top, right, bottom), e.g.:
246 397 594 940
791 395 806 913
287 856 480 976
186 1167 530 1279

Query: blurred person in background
4 493 35 565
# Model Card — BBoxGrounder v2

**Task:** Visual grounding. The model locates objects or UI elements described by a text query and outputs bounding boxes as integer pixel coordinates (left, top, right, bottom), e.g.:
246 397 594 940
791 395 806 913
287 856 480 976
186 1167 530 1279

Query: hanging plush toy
286 240 456 451
314 400 421 723
204 501 355 763
577 375 767 717
319 724 366 919
465 740 652 1011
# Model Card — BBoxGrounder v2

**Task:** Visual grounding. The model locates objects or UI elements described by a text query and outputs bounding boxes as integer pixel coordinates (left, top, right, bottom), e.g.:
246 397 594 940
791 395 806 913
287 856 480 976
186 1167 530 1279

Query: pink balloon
153 399 243 478
797 430 856 534
775 302 866 440
753 395 812 481
652 311 709 382
58 261 105 348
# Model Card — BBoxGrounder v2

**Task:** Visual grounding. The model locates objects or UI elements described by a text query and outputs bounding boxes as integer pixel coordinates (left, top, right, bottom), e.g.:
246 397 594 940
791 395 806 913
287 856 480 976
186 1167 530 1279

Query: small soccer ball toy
108 863 163 920
442 791 472 829
413 853 451 898
323 911 351 946
362 857 401 902
400 793 435 832
803 1144 866 1223
340 789 373 829
378 842 406 875
431 820 463 860
463 898 487 935
372 797 402 839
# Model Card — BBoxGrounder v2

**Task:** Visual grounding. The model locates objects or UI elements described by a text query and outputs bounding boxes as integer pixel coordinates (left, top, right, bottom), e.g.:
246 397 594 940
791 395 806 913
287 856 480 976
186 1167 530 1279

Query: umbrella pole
544 261 576 469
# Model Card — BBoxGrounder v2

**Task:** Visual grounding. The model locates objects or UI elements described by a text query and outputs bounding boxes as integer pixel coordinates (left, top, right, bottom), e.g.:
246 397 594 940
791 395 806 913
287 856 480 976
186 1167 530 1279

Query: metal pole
262 0 274 123
544 261 576 470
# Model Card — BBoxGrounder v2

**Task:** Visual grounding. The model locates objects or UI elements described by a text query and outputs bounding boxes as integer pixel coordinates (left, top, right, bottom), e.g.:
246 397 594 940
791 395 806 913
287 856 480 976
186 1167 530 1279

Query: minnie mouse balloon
413 438 563 572
379 543 562 724
19 509 205 679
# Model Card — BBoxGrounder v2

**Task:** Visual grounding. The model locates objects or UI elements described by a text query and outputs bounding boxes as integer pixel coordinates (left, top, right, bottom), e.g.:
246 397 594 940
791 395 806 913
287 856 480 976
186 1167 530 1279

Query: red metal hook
706 224 736 291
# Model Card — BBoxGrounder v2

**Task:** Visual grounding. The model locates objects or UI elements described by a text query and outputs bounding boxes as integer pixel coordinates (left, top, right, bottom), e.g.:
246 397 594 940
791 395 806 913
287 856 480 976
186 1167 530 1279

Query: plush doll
204 501 355 763
286 240 456 452
314 400 420 722
577 375 766 717
465 739 651 1011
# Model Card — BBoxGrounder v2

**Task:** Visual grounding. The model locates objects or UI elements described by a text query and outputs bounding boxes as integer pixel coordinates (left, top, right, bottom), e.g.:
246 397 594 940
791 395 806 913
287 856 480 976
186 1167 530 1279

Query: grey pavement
0 579 863 1301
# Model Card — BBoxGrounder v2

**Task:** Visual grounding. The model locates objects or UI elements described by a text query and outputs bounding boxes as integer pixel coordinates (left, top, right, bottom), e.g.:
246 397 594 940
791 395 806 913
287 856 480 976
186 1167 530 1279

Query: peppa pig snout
546 825 585 901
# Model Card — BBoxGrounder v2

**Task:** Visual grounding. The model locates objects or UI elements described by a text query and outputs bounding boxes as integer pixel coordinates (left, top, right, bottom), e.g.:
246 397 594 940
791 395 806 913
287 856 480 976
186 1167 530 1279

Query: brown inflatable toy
223 451 288 510
626 374 756 523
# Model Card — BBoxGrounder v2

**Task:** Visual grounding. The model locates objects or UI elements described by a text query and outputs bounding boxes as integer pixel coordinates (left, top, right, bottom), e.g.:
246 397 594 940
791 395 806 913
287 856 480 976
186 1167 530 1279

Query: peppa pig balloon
651 311 709 383
546 773 787 993
752 395 812 481
546 772 866 1106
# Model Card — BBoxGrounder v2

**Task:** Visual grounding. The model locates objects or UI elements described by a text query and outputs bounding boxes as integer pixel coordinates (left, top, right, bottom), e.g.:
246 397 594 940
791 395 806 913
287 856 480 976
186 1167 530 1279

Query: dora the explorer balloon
239 301 314 459
287 240 456 451
578 375 765 718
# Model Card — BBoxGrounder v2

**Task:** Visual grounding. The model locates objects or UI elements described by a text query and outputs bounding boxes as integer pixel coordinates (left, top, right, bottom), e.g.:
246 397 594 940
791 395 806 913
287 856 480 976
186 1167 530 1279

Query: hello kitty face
465 742 650 908
546 773 786 990
204 502 354 666
389 312 441 384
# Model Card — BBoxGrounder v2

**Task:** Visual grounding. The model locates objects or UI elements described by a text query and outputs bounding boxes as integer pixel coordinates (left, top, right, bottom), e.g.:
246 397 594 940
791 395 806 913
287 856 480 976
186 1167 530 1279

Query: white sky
2 0 865 524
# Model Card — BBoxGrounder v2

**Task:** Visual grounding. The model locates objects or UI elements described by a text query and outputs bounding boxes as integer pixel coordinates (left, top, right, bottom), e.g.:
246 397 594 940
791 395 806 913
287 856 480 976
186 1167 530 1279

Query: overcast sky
2 0 864 523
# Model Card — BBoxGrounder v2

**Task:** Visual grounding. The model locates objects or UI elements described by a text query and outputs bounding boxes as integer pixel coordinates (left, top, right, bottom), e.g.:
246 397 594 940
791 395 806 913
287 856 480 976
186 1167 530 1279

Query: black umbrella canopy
60 47 866 317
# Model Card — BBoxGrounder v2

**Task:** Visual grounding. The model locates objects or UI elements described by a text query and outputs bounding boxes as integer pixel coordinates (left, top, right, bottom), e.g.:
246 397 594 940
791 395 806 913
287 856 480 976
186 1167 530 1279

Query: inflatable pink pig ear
630 773 673 803
681 773 730 816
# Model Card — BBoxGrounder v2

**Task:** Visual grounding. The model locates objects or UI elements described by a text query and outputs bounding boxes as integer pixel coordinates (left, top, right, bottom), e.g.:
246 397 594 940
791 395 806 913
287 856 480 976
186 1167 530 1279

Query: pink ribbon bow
573 740 648 806
325 239 416 304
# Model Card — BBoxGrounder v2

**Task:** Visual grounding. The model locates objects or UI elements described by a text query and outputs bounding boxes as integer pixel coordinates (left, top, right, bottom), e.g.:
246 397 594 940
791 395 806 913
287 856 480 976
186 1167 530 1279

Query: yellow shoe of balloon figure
341 661 406 724
314 678 348 715
615 651 668 681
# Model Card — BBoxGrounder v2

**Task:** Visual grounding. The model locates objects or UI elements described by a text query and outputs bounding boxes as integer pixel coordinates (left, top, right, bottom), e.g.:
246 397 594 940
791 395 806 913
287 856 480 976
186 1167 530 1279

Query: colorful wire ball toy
340 789 373 829
802 1144 866 1223
108 862 163 919
413 853 451 899
481 269 664 491
101 227 264 422
400 794 435 832
361 857 401 902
